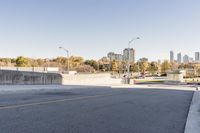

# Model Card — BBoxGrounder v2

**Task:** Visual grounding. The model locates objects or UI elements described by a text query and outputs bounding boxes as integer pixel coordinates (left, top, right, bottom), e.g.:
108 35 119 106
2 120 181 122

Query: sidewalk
184 90 200 133
111 84 196 91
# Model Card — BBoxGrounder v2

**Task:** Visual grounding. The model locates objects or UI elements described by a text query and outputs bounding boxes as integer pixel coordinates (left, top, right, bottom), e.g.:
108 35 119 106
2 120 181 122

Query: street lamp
59 46 70 73
127 37 140 79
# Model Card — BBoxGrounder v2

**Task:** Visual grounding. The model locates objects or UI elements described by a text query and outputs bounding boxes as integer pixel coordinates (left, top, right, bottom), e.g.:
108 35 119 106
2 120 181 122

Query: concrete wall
167 73 184 82
0 67 59 73
62 73 122 85
0 70 62 85
0 70 122 86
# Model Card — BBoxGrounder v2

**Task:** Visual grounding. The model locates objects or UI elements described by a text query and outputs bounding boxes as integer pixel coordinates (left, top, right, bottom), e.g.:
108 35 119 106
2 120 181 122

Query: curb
184 90 200 133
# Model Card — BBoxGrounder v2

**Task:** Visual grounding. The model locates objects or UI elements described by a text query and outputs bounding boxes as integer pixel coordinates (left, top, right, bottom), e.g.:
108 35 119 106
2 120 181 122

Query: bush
75 65 95 73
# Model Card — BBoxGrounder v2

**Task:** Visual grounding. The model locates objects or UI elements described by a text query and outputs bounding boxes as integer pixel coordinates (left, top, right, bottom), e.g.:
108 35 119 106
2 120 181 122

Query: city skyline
1 48 200 62
170 51 200 63
107 48 135 63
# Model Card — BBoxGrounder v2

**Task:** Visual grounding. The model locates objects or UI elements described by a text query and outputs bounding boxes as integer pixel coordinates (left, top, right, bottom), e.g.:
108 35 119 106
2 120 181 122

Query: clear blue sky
0 0 200 61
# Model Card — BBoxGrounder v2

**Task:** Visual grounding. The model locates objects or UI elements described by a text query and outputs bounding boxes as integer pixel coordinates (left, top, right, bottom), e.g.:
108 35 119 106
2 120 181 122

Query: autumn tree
0 58 11 65
161 60 171 74
84 60 98 70
16 56 30 67
138 61 149 74
75 65 95 73
98 57 110 71
111 60 118 72
197 68 200 77
70 56 84 68
130 63 140 72
148 62 158 75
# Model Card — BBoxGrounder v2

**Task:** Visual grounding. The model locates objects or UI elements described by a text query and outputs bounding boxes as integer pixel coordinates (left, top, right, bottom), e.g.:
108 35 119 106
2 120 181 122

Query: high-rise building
115 54 123 61
177 53 182 64
107 52 123 61
183 54 189 63
170 51 174 62
107 52 115 61
139 57 148 62
195 52 200 61
123 48 135 63
189 57 194 63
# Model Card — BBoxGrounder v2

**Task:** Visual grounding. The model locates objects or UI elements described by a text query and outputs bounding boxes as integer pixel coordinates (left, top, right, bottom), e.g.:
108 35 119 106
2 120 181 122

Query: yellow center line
0 92 126 110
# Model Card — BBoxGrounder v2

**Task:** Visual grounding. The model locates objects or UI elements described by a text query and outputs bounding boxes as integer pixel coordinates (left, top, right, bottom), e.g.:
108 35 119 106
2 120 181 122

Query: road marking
0 92 127 110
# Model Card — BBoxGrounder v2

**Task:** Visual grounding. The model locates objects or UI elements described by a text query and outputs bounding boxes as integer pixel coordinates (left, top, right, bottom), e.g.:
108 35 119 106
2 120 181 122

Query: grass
133 79 165 84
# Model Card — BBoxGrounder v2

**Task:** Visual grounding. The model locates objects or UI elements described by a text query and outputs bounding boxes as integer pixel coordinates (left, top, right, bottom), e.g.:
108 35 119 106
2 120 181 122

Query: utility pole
59 46 70 73
127 37 140 83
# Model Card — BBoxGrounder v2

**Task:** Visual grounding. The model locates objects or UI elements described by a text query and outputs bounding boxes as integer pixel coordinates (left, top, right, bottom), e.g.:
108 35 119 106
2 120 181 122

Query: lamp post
59 47 70 73
127 37 140 80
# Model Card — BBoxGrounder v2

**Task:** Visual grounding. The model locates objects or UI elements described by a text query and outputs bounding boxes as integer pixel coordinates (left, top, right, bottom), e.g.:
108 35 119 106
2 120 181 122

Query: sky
0 0 200 61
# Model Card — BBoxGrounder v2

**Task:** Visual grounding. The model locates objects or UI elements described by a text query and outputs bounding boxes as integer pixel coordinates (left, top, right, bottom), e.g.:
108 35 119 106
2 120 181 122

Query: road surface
0 86 193 133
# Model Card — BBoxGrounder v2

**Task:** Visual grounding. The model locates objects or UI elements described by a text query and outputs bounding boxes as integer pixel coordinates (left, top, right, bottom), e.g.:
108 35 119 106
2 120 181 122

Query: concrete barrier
61 73 122 86
0 67 59 73
0 70 122 86
0 70 62 85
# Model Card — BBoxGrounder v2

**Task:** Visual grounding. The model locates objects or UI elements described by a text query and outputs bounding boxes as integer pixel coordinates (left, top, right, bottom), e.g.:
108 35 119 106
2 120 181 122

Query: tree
171 61 178 70
55 57 68 66
16 56 30 67
197 68 200 77
69 56 84 68
178 63 185 69
84 60 98 70
0 58 11 65
139 61 149 74
54 57 68 71
75 65 95 73
98 57 110 71
161 60 171 74
0 58 13 66
11 58 16 64
111 60 118 72
35 59 44 66
148 62 158 75
130 63 140 72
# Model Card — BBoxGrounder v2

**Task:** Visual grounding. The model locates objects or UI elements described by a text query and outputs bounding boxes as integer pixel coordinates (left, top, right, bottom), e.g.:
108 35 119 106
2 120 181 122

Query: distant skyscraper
139 57 148 62
107 52 115 61
123 48 135 63
107 52 123 61
183 54 189 63
177 53 182 64
170 51 174 62
189 57 194 63
195 52 200 61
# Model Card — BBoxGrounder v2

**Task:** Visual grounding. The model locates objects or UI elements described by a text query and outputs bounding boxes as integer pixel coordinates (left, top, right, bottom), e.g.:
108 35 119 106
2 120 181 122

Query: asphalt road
0 86 193 133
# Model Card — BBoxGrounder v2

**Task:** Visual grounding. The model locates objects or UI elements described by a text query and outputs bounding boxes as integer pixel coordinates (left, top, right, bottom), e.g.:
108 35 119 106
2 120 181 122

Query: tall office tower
170 51 174 62
114 54 123 61
123 48 135 63
195 52 200 61
177 53 182 64
183 54 189 63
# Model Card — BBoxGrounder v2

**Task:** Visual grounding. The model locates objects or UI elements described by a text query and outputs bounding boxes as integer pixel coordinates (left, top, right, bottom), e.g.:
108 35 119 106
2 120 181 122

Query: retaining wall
0 70 62 85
